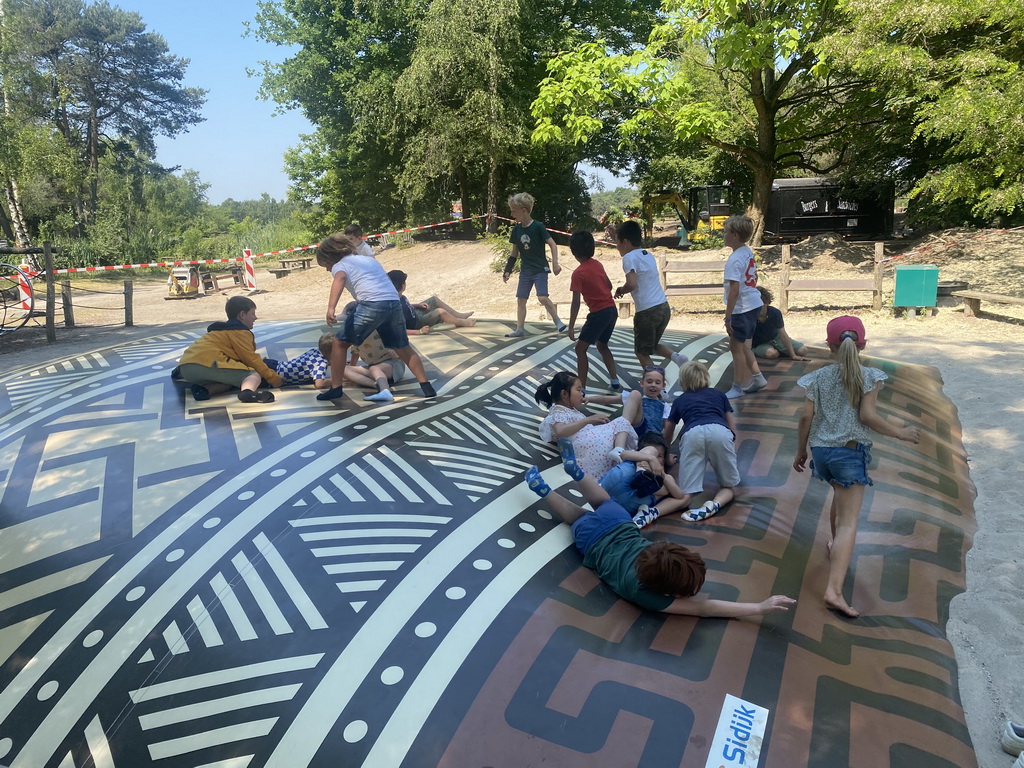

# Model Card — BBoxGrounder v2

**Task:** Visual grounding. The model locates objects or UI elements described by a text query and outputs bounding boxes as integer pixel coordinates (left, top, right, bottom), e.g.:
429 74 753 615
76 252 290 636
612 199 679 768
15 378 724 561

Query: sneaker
525 466 551 498
671 351 689 366
743 374 767 393
239 389 275 403
632 505 661 528
686 501 721 522
419 381 437 398
609 378 621 390
504 327 526 338
190 384 210 401
1003 721 1024 756
725 384 745 400
364 390 395 402
557 438 585 481
170 366 183 381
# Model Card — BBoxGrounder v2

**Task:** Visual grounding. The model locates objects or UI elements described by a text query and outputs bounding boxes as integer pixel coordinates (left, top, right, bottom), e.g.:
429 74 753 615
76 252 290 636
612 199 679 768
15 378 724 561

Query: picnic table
279 257 313 271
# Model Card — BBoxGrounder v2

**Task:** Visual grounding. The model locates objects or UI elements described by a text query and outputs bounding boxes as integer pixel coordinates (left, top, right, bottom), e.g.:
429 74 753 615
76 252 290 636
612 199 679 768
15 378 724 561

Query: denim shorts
341 300 409 349
578 305 617 345
570 499 632 557
810 444 873 487
729 306 760 342
516 268 550 299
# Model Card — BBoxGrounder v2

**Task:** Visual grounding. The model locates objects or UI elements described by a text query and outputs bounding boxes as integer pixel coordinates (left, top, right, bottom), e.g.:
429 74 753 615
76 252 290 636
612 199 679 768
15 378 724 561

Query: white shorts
677 423 740 494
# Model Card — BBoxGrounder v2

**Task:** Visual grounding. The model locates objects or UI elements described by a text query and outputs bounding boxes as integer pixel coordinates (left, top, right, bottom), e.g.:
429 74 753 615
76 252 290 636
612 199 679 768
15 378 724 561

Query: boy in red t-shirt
565 230 622 391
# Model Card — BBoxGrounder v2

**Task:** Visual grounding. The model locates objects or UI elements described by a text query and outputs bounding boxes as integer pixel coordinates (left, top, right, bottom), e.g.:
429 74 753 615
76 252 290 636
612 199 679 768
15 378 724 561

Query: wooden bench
268 268 292 279
658 257 725 297
951 289 1024 317
551 298 635 321
201 270 245 292
778 242 884 314
279 257 312 270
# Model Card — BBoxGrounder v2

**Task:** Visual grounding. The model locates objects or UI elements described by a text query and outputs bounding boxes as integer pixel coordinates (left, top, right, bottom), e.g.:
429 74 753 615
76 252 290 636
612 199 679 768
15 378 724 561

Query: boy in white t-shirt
344 223 377 257
608 219 687 369
315 233 436 402
721 215 765 399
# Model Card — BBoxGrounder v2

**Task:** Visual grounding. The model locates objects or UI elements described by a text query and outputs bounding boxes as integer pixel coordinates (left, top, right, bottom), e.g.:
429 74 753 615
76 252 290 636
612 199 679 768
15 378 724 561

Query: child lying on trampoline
525 440 796 618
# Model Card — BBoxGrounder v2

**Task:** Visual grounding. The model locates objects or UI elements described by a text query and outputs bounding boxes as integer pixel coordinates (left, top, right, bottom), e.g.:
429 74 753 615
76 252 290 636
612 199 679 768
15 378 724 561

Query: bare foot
459 310 475 319
824 592 860 618
465 318 476 327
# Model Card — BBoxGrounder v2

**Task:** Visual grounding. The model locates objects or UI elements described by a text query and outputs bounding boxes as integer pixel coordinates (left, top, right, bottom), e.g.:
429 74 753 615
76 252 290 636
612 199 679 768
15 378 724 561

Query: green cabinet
894 265 938 308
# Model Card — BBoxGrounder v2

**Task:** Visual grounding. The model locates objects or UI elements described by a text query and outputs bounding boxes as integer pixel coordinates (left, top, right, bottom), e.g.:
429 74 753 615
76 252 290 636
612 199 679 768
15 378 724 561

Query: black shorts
578 306 617 345
729 306 760 343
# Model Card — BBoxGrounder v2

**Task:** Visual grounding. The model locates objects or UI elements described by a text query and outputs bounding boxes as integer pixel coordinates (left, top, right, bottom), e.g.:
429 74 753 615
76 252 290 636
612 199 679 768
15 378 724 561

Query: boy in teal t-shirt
502 191 565 338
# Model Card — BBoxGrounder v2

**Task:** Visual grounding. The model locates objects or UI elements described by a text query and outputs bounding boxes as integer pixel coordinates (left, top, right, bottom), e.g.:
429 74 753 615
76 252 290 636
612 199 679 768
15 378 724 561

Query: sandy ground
3 234 1023 766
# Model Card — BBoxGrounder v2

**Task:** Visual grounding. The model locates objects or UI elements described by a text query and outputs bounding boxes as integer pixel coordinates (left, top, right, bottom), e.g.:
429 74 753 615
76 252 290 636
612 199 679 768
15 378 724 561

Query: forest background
0 0 1021 269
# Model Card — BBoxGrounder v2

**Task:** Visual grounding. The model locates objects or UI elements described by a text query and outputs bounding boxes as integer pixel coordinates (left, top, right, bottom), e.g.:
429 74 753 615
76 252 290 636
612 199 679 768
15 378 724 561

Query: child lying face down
525 439 796 618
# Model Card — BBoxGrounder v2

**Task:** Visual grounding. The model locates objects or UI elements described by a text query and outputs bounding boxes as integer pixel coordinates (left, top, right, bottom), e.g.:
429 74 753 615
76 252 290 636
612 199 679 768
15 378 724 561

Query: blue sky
112 0 311 204
110 1 625 206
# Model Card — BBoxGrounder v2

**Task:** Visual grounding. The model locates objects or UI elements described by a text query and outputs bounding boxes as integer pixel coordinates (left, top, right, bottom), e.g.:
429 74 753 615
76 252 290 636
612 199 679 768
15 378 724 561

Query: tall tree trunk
456 165 473 236
486 53 499 233
0 0 30 247
747 68 778 246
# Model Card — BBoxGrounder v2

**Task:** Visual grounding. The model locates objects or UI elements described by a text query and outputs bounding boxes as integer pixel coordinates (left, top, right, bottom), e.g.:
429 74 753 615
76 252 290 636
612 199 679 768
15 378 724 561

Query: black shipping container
763 178 894 239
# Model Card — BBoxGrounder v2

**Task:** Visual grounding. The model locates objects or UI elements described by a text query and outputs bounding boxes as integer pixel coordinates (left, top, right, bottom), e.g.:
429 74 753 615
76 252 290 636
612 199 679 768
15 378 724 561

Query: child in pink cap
792 316 921 618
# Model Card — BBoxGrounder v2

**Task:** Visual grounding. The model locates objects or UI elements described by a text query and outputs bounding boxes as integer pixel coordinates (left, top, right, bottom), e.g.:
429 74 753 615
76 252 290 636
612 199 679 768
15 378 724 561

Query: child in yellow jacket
176 296 283 403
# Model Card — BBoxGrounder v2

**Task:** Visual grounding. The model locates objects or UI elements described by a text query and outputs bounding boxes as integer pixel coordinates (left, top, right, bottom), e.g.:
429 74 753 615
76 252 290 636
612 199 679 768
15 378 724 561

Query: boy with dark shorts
502 192 564 338
609 219 687 369
315 233 436 402
565 230 621 391
721 215 765 399
523 440 796 617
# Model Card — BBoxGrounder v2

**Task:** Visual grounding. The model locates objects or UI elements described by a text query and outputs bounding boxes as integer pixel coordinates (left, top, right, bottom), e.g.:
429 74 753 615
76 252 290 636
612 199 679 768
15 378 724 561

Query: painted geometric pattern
0 319 976 767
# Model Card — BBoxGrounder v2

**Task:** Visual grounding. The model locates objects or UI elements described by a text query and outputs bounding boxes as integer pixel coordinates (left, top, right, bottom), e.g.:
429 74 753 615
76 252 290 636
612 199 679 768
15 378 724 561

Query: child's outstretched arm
326 272 348 325
662 594 796 618
793 398 814 472
566 291 582 340
859 386 921 443
546 236 560 275
551 413 609 439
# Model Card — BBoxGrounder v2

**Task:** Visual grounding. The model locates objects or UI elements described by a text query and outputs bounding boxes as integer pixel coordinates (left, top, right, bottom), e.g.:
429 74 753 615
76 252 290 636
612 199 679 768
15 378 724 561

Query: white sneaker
1003 721 1024 756
725 384 745 399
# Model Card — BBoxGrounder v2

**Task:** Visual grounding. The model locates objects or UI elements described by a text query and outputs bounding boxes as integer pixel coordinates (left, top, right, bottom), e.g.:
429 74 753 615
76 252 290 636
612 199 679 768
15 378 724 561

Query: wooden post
44 241 56 343
60 280 74 327
872 241 884 310
779 244 791 315
124 280 133 327
658 253 667 289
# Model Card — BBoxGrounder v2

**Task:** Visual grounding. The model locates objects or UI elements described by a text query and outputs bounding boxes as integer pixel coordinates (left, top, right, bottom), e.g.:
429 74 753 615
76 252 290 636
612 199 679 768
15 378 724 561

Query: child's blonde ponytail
836 336 863 408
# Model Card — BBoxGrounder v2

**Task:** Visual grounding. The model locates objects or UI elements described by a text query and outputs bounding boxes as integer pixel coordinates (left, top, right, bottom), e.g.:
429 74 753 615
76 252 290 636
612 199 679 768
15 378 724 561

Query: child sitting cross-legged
663 360 741 522
598 432 690 528
524 440 796 618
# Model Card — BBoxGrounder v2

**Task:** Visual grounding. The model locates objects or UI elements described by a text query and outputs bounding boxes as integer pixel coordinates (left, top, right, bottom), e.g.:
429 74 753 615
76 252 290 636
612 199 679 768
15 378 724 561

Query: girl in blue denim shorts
793 316 921 618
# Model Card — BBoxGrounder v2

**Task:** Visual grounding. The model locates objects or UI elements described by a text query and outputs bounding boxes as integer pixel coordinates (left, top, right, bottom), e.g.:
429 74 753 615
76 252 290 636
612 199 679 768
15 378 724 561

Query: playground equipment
0 262 35 336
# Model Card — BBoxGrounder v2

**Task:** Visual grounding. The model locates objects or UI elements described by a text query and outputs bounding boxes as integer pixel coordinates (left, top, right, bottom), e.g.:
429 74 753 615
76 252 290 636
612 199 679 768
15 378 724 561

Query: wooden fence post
873 242 884 310
60 280 74 327
124 280 133 327
779 244 791 315
44 241 56 343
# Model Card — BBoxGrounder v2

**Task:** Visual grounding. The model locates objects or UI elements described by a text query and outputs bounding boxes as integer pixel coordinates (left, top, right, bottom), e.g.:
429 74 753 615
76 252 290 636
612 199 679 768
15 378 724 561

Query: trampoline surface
0 320 977 767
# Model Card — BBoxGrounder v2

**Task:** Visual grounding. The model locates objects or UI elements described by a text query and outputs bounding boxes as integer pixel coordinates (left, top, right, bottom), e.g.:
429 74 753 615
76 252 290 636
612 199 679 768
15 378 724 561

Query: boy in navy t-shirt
502 192 564 338
752 286 809 361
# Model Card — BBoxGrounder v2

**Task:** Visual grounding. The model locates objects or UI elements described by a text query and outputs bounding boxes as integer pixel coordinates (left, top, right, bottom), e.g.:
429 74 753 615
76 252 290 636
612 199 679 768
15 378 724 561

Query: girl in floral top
793 316 920 618
536 371 640 480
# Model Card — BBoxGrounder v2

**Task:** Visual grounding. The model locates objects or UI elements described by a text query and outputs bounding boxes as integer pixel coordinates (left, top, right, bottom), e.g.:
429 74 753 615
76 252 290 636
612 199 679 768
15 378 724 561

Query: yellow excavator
641 185 734 243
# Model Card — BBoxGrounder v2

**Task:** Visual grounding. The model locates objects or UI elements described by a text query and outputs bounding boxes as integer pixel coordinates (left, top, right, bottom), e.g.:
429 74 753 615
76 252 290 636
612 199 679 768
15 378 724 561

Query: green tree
822 0 1024 228
532 0 892 243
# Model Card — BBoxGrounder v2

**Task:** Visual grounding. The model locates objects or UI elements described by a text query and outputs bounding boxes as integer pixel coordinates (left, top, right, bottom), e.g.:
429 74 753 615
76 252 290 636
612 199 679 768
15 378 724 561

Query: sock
365 390 395 402
316 386 344 401
632 505 661 528
686 501 721 522
525 466 551 497
557 438 585 481
671 351 689 366
725 383 744 399
419 381 437 398
607 445 625 464
504 327 525 338
609 378 620 390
